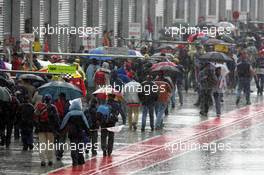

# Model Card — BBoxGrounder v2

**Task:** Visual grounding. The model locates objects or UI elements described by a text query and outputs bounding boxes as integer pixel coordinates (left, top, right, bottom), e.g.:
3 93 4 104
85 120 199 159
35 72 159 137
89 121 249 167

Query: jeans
213 92 221 115
236 77 251 103
176 82 183 104
141 104 154 130
155 102 167 129
171 88 176 107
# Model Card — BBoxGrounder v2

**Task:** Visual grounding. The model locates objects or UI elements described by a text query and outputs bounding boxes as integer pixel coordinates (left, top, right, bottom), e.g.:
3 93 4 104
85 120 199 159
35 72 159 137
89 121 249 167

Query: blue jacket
60 100 89 130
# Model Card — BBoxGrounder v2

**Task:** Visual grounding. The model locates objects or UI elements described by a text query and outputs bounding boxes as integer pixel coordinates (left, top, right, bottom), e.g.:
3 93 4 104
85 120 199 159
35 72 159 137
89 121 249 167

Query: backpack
34 102 49 123
94 71 106 85
96 104 111 122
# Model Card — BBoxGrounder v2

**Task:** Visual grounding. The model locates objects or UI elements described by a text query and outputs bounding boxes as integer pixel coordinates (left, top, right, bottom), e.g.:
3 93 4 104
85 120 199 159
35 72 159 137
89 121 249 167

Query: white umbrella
214 63 230 77
216 22 236 31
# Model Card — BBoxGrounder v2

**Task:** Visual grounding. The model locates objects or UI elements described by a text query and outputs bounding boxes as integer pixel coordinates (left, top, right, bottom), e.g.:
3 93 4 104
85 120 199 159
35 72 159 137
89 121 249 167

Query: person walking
235 51 255 105
99 94 119 156
198 62 217 116
255 50 264 95
124 80 141 131
212 67 223 117
60 99 90 166
139 75 159 132
34 94 60 167
18 96 35 151
84 98 100 156
54 93 70 161
154 80 172 130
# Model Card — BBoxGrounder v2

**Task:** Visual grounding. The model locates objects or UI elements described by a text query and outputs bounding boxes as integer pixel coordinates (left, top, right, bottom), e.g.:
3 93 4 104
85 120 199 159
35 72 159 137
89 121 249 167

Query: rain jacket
155 81 172 104
34 102 60 133
60 100 89 131
198 67 217 90
138 80 159 105
18 102 34 130
84 104 99 130
123 81 141 106
117 67 131 83
86 64 100 87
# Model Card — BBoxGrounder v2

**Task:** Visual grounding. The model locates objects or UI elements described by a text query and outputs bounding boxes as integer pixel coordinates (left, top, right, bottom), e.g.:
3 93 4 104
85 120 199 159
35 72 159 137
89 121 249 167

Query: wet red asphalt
48 102 264 175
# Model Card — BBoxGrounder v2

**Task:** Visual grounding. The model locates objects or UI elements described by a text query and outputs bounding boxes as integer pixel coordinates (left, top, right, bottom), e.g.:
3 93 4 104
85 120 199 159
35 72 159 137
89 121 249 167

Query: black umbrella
19 74 45 82
156 45 175 52
38 81 83 100
199 52 233 62
0 87 11 102
152 65 180 73
0 77 14 90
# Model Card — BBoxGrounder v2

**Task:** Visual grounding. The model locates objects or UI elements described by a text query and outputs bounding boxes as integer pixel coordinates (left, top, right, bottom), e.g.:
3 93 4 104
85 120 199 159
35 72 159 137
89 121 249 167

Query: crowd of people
0 31 264 167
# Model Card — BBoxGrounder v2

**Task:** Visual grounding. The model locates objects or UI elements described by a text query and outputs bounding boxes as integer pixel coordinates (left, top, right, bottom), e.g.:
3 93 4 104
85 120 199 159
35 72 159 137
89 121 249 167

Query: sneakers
92 151 97 157
141 128 145 132
103 151 107 157
132 123 137 131
200 112 207 117
22 145 28 151
41 161 46 167
235 98 240 106
48 161 53 166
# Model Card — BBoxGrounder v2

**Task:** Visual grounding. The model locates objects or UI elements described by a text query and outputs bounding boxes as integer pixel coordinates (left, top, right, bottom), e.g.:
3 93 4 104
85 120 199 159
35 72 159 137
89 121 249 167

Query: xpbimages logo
164 24 232 37
33 141 99 154
33 24 100 38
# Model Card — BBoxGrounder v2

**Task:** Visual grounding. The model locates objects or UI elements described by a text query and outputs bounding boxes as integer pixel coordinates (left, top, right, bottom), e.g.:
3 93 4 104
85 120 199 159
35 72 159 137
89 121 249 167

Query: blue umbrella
38 81 83 100
88 47 112 60
82 47 141 60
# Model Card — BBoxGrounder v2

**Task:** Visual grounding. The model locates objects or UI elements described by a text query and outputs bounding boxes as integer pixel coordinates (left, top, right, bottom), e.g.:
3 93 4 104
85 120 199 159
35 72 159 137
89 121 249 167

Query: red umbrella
151 62 176 70
93 87 123 100
187 32 206 42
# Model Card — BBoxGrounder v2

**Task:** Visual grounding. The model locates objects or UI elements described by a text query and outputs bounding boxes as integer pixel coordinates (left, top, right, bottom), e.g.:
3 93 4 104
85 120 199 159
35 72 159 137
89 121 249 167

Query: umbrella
151 62 176 70
151 53 174 60
0 77 14 90
204 38 225 45
152 65 179 73
0 87 11 102
83 47 140 60
214 63 230 77
199 52 233 62
216 22 236 31
128 50 143 57
19 74 45 82
87 47 112 60
93 87 123 100
38 81 83 100
219 34 235 43
156 45 176 52
187 32 206 43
